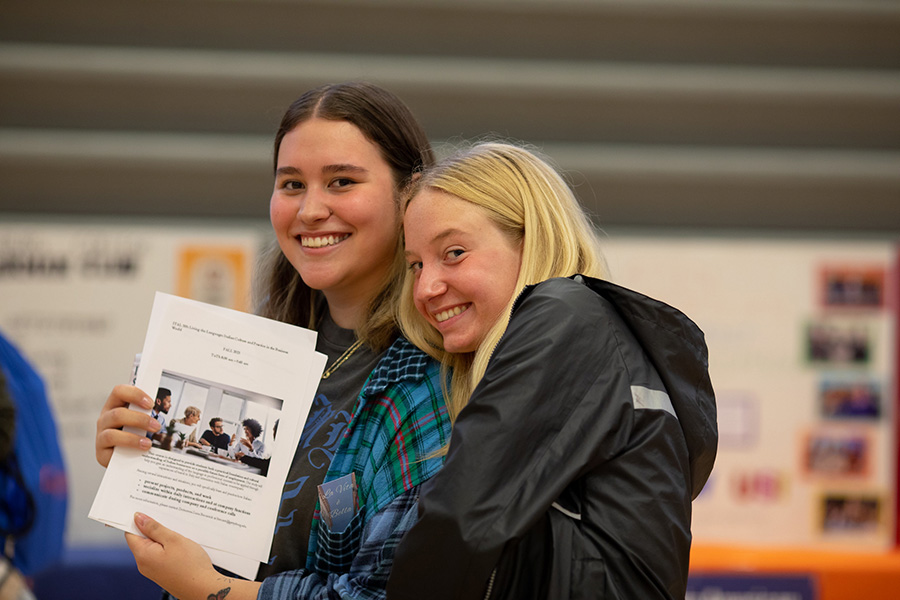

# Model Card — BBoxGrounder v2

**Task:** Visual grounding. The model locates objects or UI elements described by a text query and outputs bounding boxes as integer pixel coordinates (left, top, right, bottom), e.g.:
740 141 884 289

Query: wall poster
603 234 897 550
0 219 266 546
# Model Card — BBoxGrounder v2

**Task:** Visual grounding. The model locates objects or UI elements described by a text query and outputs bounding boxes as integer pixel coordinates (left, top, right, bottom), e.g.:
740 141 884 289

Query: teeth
435 305 467 323
301 234 349 248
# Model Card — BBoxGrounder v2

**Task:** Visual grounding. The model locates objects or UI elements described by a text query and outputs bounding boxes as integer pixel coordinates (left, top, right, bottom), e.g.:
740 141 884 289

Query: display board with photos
0 219 896 551
603 235 897 550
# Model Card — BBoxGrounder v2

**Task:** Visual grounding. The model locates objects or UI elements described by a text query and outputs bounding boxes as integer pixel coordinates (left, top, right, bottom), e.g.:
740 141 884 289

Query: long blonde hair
398 142 608 423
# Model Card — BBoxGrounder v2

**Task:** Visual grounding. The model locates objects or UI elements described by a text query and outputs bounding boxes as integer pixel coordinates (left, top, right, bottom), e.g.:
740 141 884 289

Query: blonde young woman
172 405 202 448
388 143 718 599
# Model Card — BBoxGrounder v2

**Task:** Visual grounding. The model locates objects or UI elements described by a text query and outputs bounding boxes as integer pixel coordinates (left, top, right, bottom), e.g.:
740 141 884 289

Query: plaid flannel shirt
258 337 450 600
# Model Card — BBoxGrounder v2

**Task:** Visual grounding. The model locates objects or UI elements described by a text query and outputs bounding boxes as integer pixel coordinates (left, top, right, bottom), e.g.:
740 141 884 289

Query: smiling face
404 189 523 354
270 118 401 319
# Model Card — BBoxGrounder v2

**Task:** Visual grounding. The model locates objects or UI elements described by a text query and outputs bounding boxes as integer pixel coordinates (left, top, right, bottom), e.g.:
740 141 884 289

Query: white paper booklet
90 292 325 574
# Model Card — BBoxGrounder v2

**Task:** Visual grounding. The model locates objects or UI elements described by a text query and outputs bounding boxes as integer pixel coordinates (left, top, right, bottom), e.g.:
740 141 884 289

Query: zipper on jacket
488 284 534 367
482 567 497 600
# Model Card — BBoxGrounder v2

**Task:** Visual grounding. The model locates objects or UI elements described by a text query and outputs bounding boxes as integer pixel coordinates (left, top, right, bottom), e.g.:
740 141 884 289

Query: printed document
90 292 325 575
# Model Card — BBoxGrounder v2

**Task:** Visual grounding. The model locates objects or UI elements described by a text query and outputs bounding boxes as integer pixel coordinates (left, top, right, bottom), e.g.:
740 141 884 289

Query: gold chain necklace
320 338 364 380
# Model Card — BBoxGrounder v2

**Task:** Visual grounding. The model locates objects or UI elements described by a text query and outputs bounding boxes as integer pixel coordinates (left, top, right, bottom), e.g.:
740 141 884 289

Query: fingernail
139 438 151 450
149 419 161 432
140 396 153 409
134 512 148 527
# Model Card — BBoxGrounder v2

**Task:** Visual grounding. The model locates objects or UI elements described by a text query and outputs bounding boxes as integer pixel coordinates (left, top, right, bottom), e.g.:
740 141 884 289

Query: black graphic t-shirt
257 311 382 579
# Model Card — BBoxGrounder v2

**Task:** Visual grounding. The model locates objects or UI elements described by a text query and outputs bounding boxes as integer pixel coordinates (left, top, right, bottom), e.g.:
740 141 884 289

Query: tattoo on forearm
208 587 230 600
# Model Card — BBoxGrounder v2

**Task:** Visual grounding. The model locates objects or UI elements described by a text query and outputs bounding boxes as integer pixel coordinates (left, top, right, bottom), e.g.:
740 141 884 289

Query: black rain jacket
387 275 717 600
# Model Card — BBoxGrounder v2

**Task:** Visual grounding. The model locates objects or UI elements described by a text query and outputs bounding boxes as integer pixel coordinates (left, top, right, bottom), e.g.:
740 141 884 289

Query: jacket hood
576 275 718 499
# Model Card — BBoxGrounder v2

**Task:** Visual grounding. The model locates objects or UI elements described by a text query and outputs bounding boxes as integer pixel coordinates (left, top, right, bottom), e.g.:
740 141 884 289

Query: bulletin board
1 220 896 556
0 219 266 546
603 234 898 551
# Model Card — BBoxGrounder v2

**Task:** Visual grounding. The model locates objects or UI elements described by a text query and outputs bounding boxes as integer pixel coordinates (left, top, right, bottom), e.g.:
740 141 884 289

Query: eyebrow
404 228 466 256
324 163 368 175
433 228 465 243
275 164 369 177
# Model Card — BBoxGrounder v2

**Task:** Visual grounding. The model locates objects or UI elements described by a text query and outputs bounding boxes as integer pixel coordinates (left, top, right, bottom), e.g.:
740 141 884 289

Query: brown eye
281 180 304 191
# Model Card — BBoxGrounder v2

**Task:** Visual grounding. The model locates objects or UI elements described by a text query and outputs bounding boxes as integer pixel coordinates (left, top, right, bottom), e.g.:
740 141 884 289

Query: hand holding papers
90 292 326 577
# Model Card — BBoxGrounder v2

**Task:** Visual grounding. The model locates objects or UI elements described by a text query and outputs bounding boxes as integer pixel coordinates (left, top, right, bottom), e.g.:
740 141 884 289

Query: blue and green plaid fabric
258 337 450 599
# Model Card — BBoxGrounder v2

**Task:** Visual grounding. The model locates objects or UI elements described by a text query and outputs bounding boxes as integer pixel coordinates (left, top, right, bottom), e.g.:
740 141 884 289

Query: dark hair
209 417 222 428
156 387 171 401
242 418 263 439
255 82 435 350
272 82 433 188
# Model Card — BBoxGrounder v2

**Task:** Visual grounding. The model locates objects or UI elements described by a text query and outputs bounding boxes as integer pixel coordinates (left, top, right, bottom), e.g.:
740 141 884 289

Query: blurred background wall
1 0 899 232
1 1 899 598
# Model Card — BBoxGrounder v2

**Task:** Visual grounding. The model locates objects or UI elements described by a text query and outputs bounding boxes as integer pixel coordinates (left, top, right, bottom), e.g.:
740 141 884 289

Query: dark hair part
254 82 435 351
209 417 223 428
242 418 263 439
156 387 171 401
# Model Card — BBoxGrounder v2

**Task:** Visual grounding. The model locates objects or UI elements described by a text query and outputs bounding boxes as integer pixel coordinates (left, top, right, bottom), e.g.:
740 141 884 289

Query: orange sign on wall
176 245 252 312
